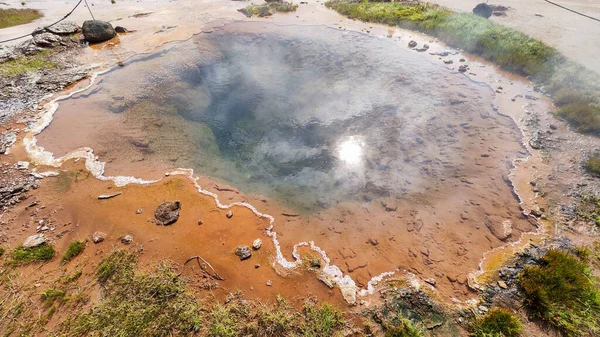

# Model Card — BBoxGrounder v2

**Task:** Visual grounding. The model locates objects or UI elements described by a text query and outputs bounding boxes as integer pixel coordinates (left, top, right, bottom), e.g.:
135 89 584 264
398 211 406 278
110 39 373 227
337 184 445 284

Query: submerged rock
473 3 493 18
235 246 252 260
23 234 47 248
154 200 181 225
82 20 116 43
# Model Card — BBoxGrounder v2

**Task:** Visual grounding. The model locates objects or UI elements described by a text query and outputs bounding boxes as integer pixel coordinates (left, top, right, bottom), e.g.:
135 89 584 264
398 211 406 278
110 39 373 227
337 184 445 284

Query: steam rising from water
38 22 498 213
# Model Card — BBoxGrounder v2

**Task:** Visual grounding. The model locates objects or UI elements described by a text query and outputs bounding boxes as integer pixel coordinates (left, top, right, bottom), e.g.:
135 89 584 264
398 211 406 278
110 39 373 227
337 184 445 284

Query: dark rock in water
473 3 493 18
408 40 417 48
458 64 469 72
154 200 181 225
115 26 129 33
82 20 116 43
235 246 252 260
46 21 80 35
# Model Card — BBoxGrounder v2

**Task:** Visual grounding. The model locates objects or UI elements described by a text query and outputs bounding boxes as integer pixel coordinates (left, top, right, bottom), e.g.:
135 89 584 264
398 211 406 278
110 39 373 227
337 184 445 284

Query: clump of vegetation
325 0 600 135
0 52 58 76
301 301 346 336
519 249 600 336
239 1 298 17
61 240 86 263
470 308 522 337
383 315 423 337
41 288 69 307
63 251 202 336
0 8 43 29
0 247 5 256
584 153 600 177
96 249 137 283
9 244 55 265
575 195 600 227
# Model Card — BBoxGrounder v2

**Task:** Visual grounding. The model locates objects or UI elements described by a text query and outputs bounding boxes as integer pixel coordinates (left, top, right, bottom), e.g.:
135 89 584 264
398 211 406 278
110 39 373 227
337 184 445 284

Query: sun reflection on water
337 137 364 166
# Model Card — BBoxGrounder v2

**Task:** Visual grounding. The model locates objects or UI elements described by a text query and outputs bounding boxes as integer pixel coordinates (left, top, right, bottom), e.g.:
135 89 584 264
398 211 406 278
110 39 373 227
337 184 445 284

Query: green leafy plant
300 301 346 337
384 315 423 337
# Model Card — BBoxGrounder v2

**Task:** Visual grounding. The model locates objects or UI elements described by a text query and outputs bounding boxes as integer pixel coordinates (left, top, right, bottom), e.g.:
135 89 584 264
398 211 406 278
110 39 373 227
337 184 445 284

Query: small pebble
198 220 204 225
266 280 273 286
226 210 233 219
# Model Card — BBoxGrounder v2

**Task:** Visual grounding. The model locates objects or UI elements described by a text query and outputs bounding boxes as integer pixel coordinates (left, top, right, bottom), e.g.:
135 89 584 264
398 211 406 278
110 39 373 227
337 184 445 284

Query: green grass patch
41 288 68 307
0 247 4 256
96 249 137 283
383 315 423 337
61 240 85 263
64 251 202 336
9 244 55 265
584 154 600 177
519 249 600 336
326 0 600 135
301 301 346 336
0 52 58 76
0 8 43 29
471 308 522 337
239 2 298 17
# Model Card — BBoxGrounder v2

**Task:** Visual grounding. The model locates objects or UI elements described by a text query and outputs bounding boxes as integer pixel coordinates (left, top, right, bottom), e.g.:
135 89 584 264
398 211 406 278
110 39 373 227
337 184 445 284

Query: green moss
0 247 4 256
0 52 58 76
9 244 55 265
301 302 346 337
584 154 600 177
519 249 600 336
61 240 86 263
0 8 43 29
471 308 522 337
384 315 423 337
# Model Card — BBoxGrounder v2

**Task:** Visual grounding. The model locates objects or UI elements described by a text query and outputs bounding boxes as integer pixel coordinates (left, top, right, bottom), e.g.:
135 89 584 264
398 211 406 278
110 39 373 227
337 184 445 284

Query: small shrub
519 249 600 336
471 308 522 337
301 302 345 337
62 240 86 263
0 8 43 28
555 105 600 135
9 244 55 265
256 296 296 335
61 269 82 283
0 247 4 256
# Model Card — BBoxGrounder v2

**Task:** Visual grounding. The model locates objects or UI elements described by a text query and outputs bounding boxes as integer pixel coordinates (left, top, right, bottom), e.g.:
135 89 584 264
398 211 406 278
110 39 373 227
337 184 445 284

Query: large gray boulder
82 20 116 43
473 3 493 18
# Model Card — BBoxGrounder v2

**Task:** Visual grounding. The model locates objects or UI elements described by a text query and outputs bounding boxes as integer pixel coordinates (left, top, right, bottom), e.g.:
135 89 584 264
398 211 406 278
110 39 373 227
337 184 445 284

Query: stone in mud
380 199 397 212
226 210 233 219
266 279 273 286
92 231 107 244
424 278 436 286
408 40 417 48
98 192 122 200
121 235 133 244
32 32 62 48
82 20 116 43
23 233 47 248
45 21 80 35
252 238 262 250
154 200 181 225
114 26 129 33
497 280 508 289
473 3 493 18
235 246 252 260
458 65 468 73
